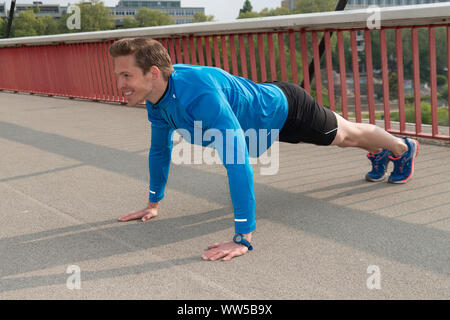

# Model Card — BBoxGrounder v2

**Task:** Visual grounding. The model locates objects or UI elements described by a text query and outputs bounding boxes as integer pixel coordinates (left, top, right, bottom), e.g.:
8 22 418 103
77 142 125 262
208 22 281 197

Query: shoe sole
365 173 388 182
388 139 419 184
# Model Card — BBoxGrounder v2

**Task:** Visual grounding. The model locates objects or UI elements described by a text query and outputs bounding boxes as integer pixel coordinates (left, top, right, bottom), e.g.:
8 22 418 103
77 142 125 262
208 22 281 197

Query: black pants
268 81 338 146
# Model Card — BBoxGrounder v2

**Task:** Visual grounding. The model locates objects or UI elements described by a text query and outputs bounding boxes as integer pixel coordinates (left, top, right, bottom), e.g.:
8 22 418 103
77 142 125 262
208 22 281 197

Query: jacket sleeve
148 112 174 203
188 92 256 234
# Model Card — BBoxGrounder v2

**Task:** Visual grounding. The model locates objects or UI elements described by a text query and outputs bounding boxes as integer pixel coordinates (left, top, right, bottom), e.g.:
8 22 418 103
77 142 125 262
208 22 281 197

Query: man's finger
141 212 156 222
222 252 237 261
207 242 221 249
210 251 227 261
118 210 145 222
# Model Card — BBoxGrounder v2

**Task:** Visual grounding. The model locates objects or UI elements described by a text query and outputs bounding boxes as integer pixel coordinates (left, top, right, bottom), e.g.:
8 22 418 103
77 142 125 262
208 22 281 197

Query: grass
347 102 449 127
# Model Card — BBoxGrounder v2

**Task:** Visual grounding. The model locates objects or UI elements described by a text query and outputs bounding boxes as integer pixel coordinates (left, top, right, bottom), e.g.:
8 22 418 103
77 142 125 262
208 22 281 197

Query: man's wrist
233 233 253 250
239 232 252 242
147 201 159 209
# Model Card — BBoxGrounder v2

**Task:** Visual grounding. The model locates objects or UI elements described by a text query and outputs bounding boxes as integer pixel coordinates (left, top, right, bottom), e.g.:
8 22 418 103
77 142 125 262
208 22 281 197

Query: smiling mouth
123 90 134 98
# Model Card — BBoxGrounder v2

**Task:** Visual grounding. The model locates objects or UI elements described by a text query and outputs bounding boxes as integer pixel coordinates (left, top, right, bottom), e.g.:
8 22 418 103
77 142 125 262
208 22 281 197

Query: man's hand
118 201 159 222
202 233 253 261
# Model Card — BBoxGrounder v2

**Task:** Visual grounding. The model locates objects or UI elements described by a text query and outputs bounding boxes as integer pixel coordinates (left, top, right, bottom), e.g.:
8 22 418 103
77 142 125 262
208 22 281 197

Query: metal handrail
0 3 449 47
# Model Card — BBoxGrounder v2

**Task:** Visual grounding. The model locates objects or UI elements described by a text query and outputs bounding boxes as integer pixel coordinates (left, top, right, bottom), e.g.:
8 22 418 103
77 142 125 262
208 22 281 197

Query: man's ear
149 66 160 80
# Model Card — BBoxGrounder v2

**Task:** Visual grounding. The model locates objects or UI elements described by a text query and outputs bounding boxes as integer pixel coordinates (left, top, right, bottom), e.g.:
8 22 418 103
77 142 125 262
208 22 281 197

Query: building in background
110 0 204 26
5 1 68 18
0 1 204 25
281 0 296 10
0 2 6 19
282 0 449 10
346 0 449 9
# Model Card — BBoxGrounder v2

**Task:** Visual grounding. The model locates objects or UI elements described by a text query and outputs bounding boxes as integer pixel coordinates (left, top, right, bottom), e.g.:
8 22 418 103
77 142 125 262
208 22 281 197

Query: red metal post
221 35 229 72
248 34 258 82
91 43 101 100
213 35 221 68
196 36 205 66
189 36 197 65
448 26 450 135
278 32 287 82
395 28 406 133
337 31 348 119
182 37 190 64
324 31 335 111
380 28 391 130
106 40 120 102
229 35 239 76
238 34 248 78
312 31 323 105
350 30 362 123
168 38 176 64
428 27 438 137
411 27 422 134
175 38 183 64
288 30 298 84
258 33 267 82
102 41 114 102
300 31 310 93
204 36 213 66
364 30 376 125
99 42 110 101
267 32 277 81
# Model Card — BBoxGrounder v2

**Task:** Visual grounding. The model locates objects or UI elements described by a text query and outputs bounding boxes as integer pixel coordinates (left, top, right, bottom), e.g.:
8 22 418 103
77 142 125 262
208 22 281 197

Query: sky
2 0 283 21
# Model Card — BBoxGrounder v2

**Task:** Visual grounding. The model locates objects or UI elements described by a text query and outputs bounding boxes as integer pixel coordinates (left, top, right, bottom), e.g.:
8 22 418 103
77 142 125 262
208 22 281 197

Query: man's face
113 55 153 107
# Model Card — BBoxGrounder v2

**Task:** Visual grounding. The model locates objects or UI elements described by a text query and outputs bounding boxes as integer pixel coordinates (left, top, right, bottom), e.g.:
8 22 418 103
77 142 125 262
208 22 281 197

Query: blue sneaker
366 149 392 182
388 138 419 184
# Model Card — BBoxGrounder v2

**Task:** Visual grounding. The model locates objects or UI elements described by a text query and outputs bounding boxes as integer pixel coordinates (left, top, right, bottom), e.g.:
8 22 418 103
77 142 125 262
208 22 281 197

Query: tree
36 16 59 35
122 17 139 29
293 0 336 14
0 17 8 38
237 11 260 19
240 0 253 14
134 8 175 27
258 7 292 17
13 10 39 37
59 1 115 33
193 12 214 23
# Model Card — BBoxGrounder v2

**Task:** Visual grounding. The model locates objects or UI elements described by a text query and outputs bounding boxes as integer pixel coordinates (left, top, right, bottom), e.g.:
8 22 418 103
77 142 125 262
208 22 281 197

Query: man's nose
117 78 126 91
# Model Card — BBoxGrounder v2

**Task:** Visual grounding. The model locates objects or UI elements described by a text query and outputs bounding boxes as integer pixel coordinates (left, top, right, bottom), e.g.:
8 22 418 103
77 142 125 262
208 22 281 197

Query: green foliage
134 8 174 27
36 16 59 35
390 101 449 126
440 84 448 100
240 0 253 14
0 18 7 37
293 0 336 13
193 12 214 23
237 11 261 19
437 74 447 87
238 0 335 18
13 10 39 37
70 1 115 32
120 8 175 29
389 72 398 100
122 17 139 29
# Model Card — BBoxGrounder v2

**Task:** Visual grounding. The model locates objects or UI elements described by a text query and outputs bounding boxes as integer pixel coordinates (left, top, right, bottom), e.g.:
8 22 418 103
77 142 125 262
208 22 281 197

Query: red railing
0 5 449 141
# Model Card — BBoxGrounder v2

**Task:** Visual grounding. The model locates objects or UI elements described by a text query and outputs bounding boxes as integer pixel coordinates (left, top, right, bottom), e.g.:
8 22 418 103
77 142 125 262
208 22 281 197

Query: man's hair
109 37 173 80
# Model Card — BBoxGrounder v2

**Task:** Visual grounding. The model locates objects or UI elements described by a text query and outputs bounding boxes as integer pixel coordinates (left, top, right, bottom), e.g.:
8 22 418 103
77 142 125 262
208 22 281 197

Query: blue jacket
146 64 288 234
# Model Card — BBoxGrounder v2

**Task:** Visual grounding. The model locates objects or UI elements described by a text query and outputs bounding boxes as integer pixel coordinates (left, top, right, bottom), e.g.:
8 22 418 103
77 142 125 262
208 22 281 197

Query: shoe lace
369 151 389 172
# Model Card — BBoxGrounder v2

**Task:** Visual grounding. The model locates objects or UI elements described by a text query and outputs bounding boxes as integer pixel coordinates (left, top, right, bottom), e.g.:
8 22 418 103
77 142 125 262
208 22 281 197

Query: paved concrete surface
0 91 449 299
